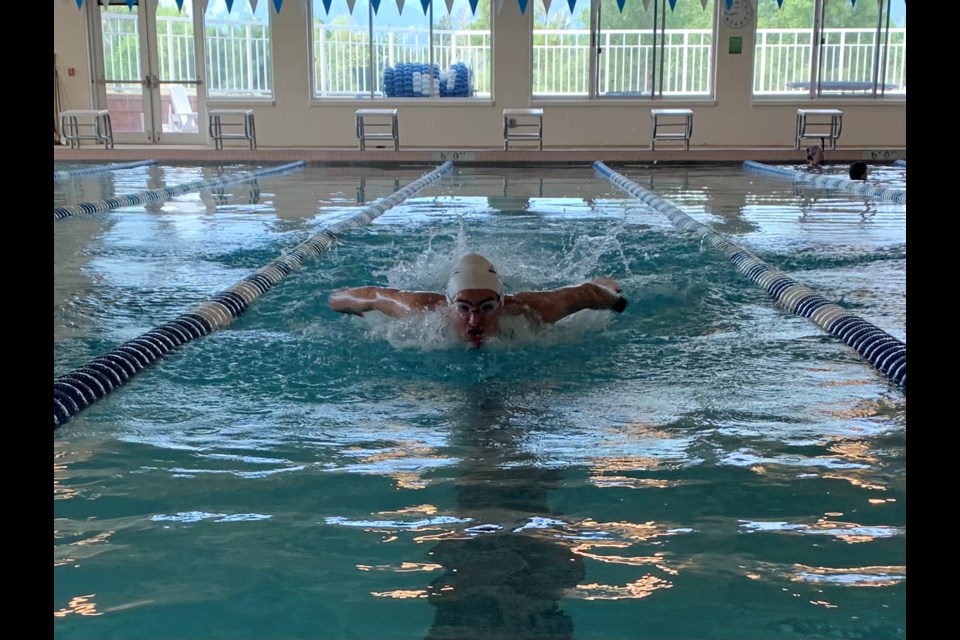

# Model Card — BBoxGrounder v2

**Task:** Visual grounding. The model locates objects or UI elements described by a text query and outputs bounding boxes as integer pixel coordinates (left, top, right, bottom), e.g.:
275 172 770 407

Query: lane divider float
743 160 906 204
54 161 306 220
53 161 454 430
54 159 157 181
593 160 905 393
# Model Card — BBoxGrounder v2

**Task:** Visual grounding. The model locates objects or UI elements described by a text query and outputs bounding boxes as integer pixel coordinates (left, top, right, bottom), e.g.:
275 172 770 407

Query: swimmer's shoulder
502 294 546 323
398 290 447 311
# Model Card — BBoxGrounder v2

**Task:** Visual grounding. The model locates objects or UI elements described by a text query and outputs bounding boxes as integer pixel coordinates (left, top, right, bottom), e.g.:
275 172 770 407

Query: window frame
752 0 905 100
531 0 717 102
309 0 492 102
202 0 275 102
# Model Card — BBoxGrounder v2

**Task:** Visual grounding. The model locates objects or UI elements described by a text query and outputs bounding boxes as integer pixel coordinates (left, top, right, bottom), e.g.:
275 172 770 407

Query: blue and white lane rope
52 161 455 430
53 159 157 181
743 160 906 204
893 159 906 167
593 161 906 393
53 161 306 220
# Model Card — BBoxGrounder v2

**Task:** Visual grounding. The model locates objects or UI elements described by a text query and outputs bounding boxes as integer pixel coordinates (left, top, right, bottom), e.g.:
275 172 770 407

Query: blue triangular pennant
372 0 382 12
616 0 626 11
518 0 529 13
469 0 479 13
225 0 235 12
322 0 333 13
725 0 733 9
126 0 136 9
421 0 430 13
273 0 284 13
668 0 678 10
567 0 576 13
777 0 783 7
75 0 83 8
175 0 185 11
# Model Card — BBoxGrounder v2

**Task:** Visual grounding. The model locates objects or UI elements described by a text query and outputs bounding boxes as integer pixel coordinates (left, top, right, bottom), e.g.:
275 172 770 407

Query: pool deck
54 144 905 165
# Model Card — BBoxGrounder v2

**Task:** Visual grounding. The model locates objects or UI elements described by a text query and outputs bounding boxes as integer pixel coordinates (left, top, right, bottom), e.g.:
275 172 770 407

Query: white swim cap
446 253 503 301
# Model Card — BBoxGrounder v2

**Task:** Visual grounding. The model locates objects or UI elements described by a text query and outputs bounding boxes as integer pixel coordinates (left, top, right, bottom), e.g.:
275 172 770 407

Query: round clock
722 0 754 30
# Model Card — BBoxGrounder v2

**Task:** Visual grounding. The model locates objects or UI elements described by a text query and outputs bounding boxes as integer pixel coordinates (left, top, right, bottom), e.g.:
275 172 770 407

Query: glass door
90 0 205 144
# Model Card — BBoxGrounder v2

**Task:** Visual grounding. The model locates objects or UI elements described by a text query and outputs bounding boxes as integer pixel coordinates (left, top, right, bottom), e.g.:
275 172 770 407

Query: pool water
54 163 906 639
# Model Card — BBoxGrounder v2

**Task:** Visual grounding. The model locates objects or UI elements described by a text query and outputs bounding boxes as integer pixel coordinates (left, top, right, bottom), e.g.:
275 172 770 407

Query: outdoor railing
99 12 905 99
533 28 713 95
101 12 273 97
314 27 491 97
753 27 906 94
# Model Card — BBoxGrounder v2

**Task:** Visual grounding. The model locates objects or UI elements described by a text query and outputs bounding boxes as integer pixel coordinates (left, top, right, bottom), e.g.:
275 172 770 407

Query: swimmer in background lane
328 253 628 348
849 161 868 181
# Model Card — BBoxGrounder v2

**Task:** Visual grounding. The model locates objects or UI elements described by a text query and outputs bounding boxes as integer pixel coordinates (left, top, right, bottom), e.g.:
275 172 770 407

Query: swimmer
849 161 868 181
806 144 824 169
328 253 628 348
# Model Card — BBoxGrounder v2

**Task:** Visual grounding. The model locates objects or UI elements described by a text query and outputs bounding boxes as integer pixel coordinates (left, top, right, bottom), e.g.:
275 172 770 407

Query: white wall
53 1 906 150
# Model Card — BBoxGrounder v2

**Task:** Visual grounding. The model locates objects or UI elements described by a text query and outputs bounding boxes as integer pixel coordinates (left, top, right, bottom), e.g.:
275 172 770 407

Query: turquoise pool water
54 163 906 639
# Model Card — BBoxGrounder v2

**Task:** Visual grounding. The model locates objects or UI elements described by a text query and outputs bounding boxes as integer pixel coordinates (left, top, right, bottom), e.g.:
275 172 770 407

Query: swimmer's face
448 289 502 348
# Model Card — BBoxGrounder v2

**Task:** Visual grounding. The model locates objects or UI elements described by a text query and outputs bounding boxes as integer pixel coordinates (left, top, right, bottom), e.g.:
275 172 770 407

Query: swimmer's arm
328 287 446 318
505 278 627 324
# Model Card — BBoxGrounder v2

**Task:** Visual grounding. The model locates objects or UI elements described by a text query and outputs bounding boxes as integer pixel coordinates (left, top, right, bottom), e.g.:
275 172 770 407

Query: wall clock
722 0 755 30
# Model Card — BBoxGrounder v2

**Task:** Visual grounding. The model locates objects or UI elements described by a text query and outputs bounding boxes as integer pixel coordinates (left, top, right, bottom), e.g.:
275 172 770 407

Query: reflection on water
53 164 905 639
424 385 583 640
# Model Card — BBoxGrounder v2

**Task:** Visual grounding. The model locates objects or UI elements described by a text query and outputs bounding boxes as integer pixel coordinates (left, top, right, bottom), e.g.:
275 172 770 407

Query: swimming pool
54 162 906 639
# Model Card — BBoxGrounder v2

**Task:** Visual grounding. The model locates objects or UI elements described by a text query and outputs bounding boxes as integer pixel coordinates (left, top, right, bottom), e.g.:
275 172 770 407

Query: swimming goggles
451 297 501 316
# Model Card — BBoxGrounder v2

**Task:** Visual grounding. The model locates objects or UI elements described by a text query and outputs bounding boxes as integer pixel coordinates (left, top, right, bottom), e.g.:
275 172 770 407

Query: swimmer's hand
590 277 628 313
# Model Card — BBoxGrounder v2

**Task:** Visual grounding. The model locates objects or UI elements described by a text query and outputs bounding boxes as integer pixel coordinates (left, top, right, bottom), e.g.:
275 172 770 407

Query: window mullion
368 6 375 98
810 0 823 97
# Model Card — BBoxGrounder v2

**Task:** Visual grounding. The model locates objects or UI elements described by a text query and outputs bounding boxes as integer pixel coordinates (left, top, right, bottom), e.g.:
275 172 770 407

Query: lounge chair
167 84 199 133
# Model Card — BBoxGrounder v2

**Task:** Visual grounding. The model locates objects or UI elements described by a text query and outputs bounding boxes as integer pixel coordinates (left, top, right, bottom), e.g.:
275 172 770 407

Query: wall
55 3 95 115
53 1 906 150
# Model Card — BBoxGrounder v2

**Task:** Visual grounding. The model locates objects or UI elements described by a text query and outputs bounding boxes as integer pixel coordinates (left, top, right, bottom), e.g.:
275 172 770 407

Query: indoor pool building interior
54 1 907 639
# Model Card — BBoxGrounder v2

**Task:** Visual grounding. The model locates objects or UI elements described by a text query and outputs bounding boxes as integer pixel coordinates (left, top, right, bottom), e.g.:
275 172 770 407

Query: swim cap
446 253 503 301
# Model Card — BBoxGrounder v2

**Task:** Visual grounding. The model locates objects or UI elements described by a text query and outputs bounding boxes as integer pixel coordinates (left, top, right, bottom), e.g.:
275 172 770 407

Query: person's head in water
849 162 868 181
328 253 627 348
446 253 503 347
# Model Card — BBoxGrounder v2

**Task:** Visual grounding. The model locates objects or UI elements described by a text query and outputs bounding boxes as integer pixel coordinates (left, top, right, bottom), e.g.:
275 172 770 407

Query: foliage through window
753 0 905 97
532 0 715 99
203 0 273 99
311 0 492 99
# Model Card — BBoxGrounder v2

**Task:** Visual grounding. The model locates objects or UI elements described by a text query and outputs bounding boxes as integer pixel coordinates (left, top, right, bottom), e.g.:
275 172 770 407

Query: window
753 0 905 97
311 0 492 99
532 0 715 99
203 0 274 99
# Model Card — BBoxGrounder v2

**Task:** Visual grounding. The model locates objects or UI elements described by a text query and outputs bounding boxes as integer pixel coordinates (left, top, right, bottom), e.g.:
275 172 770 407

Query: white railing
205 19 272 96
754 28 906 94
99 12 905 99
533 28 713 95
314 26 492 97
100 12 272 97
